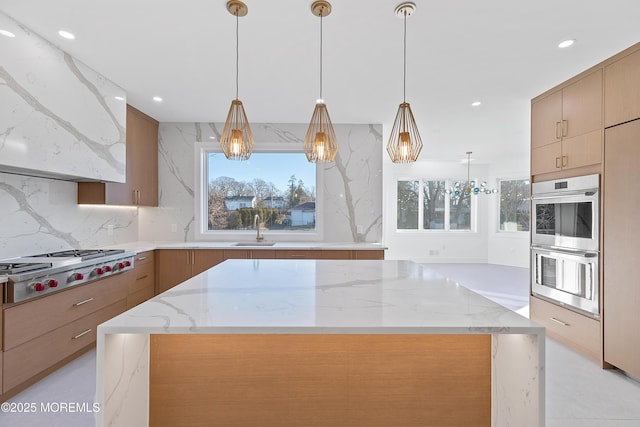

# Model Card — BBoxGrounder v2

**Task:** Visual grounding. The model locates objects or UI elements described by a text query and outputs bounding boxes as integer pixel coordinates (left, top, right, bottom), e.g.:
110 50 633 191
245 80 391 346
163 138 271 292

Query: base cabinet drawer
3 299 126 392
530 295 600 360
128 260 155 295
4 272 128 350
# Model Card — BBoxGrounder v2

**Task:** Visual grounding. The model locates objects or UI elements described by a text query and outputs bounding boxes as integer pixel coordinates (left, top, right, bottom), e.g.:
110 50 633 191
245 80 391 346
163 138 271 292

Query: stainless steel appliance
531 246 599 316
0 249 135 303
531 174 600 317
531 174 599 252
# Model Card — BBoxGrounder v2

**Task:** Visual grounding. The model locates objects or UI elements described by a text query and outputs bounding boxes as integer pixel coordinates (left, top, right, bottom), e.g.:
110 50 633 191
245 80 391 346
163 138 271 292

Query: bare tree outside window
423 180 445 230
206 153 316 232
397 181 419 229
499 179 530 232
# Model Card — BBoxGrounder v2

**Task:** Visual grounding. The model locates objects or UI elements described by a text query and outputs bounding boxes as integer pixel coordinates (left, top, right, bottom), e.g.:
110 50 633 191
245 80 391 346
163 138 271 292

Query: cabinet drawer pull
562 155 568 167
73 297 94 306
562 120 568 137
289 254 307 259
136 274 149 281
137 256 147 261
555 121 562 139
555 157 562 168
72 329 92 340
550 317 569 327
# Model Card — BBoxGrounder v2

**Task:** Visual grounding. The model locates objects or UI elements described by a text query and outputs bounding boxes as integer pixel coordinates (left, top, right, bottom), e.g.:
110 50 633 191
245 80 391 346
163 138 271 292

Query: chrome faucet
254 214 264 242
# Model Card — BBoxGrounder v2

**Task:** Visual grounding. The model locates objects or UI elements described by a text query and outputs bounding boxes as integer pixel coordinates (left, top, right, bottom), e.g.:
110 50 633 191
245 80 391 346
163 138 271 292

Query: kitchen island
96 259 544 427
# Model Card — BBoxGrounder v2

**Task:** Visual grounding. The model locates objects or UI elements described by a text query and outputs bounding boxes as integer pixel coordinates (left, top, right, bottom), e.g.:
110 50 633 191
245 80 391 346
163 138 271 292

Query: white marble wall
139 122 383 243
0 11 126 182
0 172 138 259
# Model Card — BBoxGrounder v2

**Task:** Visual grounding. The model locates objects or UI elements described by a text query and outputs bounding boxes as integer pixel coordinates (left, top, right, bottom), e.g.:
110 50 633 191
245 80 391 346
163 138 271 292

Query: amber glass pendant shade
220 99 254 160
304 101 337 163
387 102 422 163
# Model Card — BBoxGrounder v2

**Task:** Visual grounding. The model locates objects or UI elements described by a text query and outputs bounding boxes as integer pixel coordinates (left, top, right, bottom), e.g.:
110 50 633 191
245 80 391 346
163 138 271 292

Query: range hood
0 11 126 183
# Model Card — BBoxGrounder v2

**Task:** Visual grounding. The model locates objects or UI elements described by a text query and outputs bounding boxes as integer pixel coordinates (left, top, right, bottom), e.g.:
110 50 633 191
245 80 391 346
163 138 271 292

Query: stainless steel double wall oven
530 174 600 317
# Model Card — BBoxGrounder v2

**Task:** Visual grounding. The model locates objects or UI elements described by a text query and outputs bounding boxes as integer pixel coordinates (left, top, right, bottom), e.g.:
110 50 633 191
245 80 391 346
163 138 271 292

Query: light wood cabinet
4 272 128 350
2 274 128 398
156 248 385 293
603 120 640 378
604 48 640 127
156 249 225 294
127 251 156 309
530 296 600 361
77 104 158 206
3 300 126 393
531 69 603 176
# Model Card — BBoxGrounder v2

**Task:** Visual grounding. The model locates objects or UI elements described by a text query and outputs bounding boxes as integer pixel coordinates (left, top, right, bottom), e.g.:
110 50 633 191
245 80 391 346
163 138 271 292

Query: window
499 178 530 232
397 179 475 231
199 149 318 235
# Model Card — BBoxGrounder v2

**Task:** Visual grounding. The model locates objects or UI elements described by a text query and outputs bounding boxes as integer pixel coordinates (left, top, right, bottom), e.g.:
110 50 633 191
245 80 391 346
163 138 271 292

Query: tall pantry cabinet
602 46 640 379
603 120 640 379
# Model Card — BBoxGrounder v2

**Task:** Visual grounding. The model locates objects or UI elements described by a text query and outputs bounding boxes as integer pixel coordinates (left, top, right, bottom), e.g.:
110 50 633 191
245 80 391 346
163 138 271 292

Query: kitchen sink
233 242 276 246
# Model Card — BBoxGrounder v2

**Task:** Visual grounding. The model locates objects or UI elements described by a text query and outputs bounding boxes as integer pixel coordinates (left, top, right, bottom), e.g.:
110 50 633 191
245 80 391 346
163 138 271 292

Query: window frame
396 178 478 233
194 142 324 241
496 177 530 233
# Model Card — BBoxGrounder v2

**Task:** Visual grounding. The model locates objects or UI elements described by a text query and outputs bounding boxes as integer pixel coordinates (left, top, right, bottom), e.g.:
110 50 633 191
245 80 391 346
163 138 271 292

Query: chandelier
445 152 498 200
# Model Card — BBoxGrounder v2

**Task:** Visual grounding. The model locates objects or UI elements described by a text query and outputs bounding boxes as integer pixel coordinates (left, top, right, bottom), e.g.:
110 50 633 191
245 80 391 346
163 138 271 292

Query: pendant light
445 152 498 199
387 2 423 163
304 1 338 163
220 0 254 160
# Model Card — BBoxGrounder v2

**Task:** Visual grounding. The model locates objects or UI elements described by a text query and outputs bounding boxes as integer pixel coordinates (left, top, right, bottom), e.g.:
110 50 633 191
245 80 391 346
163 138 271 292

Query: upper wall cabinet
0 11 126 182
78 105 158 206
531 69 603 176
604 48 640 128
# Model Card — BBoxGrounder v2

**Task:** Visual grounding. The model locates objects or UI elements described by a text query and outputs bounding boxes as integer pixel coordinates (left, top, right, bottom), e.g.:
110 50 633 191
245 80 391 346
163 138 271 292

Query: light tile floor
1 263 639 426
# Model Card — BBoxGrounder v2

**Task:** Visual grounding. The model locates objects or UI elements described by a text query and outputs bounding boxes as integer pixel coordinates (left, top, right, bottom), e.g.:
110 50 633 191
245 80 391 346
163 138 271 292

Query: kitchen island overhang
96 259 545 427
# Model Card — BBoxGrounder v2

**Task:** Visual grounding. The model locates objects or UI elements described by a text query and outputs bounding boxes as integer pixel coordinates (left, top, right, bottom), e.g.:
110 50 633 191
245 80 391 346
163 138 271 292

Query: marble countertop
112 240 387 253
99 259 542 336
0 275 7 284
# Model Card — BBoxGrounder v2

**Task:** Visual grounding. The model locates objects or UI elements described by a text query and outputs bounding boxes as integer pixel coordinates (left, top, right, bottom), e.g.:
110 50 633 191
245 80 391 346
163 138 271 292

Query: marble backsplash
0 122 381 258
0 172 138 259
0 11 126 182
139 122 383 243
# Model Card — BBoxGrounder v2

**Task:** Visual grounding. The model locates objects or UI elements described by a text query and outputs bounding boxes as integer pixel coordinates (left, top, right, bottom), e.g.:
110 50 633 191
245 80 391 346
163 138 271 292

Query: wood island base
149 334 491 427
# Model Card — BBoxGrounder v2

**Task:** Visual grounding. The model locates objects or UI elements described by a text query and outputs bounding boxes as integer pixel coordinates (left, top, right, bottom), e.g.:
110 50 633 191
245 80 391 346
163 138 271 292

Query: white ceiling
2 0 640 164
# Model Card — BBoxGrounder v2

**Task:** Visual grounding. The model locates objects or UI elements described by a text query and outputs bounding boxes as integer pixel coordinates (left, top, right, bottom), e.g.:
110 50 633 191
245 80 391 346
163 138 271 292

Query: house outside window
397 179 475 231
499 178 530 232
198 149 318 235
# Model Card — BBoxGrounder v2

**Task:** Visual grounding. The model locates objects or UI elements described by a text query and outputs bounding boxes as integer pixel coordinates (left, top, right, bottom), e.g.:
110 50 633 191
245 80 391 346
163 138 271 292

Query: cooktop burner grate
30 249 125 260
0 262 52 275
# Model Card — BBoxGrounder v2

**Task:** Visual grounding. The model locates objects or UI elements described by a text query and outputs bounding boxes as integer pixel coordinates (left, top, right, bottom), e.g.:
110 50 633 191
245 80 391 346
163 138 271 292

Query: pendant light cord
319 11 323 100
235 9 239 100
403 10 407 103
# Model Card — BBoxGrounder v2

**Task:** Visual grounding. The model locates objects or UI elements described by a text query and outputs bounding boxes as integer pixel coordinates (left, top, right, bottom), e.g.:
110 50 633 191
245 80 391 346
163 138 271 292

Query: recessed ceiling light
471 101 481 107
153 96 163 102
58 30 75 40
558 39 575 48
0 29 16 38
209 136 216 140
114 96 125 101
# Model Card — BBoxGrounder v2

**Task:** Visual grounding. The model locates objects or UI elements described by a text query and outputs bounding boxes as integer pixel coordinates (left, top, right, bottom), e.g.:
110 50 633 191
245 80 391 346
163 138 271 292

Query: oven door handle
531 246 599 258
531 190 598 200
